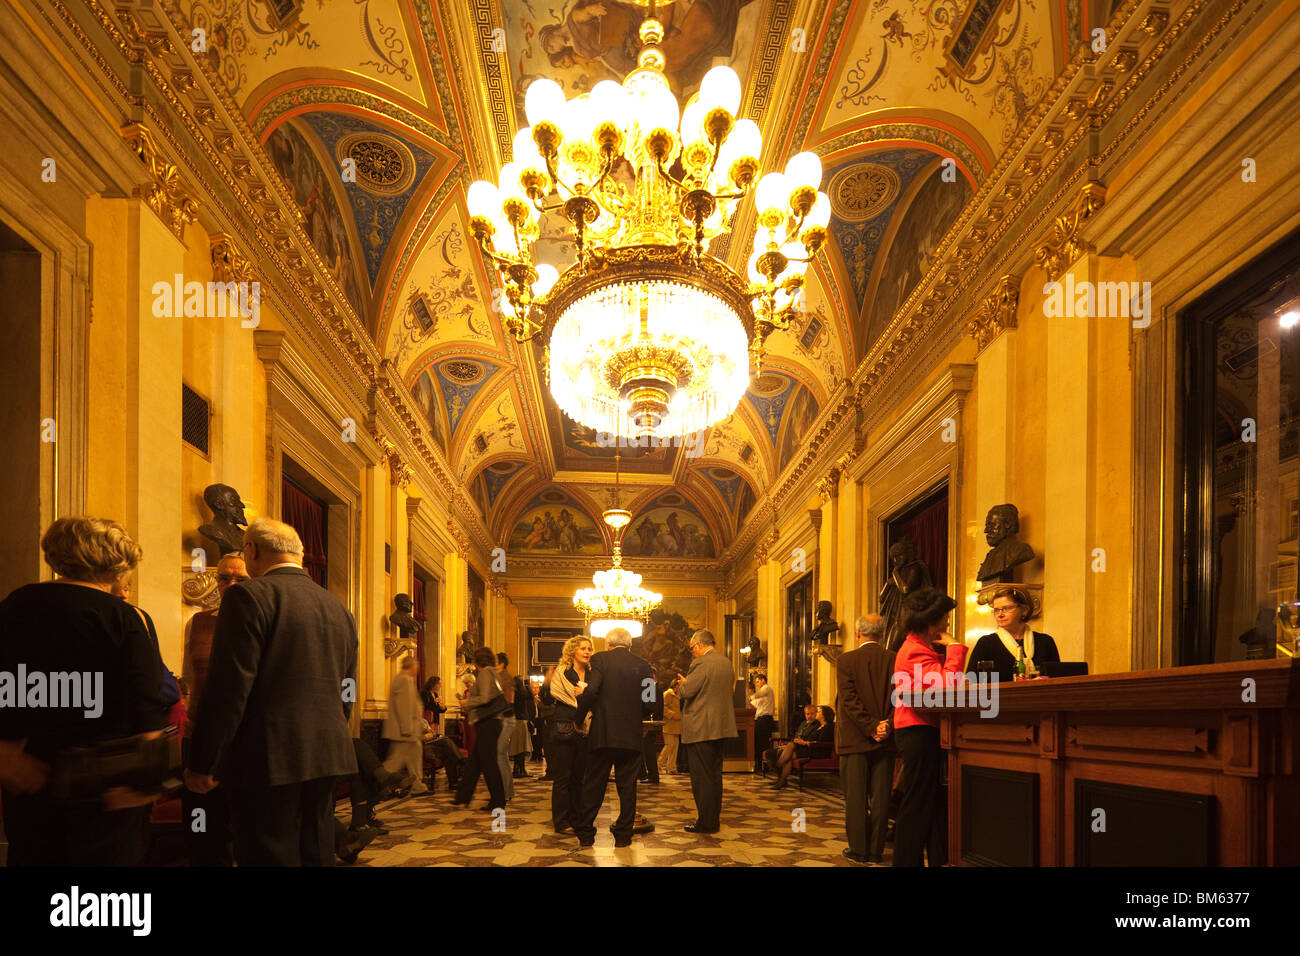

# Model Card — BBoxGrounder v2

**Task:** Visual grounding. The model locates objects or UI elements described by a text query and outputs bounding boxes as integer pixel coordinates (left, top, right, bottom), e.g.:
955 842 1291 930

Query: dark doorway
1181 227 1300 664
0 222 41 595
785 572 814 735
885 481 949 595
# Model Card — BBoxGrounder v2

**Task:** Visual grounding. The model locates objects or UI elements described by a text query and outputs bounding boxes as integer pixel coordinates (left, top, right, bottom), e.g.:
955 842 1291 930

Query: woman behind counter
966 586 1059 682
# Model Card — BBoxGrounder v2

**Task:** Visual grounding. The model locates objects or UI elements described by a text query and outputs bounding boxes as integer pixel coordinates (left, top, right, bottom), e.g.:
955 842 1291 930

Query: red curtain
412 576 427 690
898 495 948 593
281 478 327 587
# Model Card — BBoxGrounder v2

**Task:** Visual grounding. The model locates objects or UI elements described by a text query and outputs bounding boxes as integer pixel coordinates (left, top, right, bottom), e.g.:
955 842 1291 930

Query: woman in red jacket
891 588 966 867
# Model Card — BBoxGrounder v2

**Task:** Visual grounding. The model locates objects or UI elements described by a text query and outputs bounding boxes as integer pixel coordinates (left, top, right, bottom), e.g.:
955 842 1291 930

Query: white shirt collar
264 561 304 573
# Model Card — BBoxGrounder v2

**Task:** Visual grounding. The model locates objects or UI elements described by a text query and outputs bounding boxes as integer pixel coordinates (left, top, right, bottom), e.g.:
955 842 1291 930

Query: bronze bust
457 630 477 664
810 600 840 644
976 503 1034 584
198 483 248 556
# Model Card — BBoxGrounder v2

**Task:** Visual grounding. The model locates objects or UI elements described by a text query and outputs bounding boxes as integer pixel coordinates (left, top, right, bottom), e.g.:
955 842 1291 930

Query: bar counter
930 658 1300 865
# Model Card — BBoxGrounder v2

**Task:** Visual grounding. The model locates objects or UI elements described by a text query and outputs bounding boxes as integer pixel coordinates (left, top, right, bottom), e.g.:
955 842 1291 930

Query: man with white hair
186 517 359 866
836 614 895 865
572 627 654 848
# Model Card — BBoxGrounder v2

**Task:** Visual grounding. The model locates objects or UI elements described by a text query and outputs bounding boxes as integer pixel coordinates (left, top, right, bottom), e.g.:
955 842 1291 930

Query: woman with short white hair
0 516 170 865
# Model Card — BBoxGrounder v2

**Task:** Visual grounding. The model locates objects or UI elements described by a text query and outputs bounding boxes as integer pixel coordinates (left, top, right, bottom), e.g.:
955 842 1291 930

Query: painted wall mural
634 597 710 681
299 112 437 285
411 369 448 452
508 489 604 554
264 120 367 316
624 492 716 559
867 162 972 346
776 383 819 475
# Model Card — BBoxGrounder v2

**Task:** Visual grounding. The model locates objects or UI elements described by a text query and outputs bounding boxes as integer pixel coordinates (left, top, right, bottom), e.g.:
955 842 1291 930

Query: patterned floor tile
337 766 891 867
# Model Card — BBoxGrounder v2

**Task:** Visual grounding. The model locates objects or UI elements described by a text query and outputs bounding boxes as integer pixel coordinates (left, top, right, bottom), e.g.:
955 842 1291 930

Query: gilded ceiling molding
120 122 200 240
816 452 856 503
966 274 1021 354
1032 183 1107 282
487 577 508 598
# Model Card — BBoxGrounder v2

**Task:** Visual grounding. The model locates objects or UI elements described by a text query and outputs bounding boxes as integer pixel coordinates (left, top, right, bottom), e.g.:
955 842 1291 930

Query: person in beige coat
382 657 427 794
673 630 738 833
659 684 682 775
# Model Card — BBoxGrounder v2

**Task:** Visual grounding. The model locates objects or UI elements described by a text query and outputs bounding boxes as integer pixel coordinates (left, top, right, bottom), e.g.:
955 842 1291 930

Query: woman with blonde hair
539 634 593 835
0 516 170 865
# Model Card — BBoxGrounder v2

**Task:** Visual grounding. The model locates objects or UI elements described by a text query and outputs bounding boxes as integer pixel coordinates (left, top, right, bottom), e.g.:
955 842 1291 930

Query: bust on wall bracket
811 600 840 645
386 593 420 658
198 483 249 556
976 503 1034 585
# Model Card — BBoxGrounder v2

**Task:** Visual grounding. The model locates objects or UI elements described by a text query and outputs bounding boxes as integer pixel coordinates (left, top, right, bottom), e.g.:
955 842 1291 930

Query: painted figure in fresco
666 511 686 555
557 509 580 552
636 609 694 681
198 483 249 556
879 538 933 653
976 503 1035 585
537 0 752 95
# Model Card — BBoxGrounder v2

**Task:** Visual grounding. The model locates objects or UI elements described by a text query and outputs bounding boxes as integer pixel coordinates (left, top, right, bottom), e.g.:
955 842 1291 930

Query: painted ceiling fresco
196 0 1076 553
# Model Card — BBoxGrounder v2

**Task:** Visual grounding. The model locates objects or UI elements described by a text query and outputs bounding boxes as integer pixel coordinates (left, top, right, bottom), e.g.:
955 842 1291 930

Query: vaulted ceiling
181 0 1073 556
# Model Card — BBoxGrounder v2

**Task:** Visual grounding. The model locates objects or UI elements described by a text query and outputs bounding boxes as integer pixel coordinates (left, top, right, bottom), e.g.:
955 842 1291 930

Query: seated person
967 586 1059 683
421 717 465 788
769 705 836 789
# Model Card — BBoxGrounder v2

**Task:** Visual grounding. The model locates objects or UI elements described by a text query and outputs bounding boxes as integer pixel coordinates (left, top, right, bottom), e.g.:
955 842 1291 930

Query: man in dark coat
185 517 358 866
836 614 897 864
572 627 653 848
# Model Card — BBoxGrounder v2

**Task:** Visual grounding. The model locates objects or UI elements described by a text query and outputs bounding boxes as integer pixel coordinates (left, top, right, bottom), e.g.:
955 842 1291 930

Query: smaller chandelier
572 454 661 636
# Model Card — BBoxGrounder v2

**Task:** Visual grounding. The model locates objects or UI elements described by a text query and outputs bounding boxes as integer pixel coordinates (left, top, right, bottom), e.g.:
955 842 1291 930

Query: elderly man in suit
674 629 737 834
837 614 897 865
383 656 427 795
573 627 654 848
185 517 359 866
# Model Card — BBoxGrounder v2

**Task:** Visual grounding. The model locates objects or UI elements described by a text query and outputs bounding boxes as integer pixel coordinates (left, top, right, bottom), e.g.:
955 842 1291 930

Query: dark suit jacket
835 640 896 754
576 646 653 751
189 566 359 787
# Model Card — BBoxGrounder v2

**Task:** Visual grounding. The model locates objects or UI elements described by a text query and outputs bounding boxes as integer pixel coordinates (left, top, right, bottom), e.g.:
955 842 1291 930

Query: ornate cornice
1033 183 1108 281
447 520 471 560
120 122 199 240
967 274 1022 354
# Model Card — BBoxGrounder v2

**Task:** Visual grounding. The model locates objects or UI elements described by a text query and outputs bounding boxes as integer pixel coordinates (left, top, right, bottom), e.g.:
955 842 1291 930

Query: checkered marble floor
341 765 891 867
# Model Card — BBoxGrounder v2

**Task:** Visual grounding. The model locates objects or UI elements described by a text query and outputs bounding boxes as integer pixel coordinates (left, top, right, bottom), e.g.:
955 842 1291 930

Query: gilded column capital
447 521 471 560
121 123 200 241
967 274 1021 354
210 232 253 283
1033 182 1106 282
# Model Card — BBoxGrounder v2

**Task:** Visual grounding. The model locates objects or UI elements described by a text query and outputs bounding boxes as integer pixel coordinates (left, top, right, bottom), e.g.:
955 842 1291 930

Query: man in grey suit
383 656 427 795
674 629 737 834
185 517 359 866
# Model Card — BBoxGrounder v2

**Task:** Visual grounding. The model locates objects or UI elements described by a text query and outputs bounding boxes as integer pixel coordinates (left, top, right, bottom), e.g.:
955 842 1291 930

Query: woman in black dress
0 516 170 865
540 635 592 834
967 586 1059 682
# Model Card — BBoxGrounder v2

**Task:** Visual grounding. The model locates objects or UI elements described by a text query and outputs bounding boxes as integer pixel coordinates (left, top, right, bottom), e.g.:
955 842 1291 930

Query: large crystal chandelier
573 455 661 637
467 3 830 440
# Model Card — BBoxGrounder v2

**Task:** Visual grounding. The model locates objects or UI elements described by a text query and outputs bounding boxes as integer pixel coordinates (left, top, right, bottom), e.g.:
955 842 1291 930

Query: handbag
552 718 576 741
476 672 512 722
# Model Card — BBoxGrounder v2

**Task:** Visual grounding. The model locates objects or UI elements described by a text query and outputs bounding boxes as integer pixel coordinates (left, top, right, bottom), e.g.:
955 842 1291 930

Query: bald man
186 517 359 866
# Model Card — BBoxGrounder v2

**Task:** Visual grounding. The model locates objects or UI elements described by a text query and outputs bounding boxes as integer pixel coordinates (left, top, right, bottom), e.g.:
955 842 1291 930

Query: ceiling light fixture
467 0 828 441
572 453 661 637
